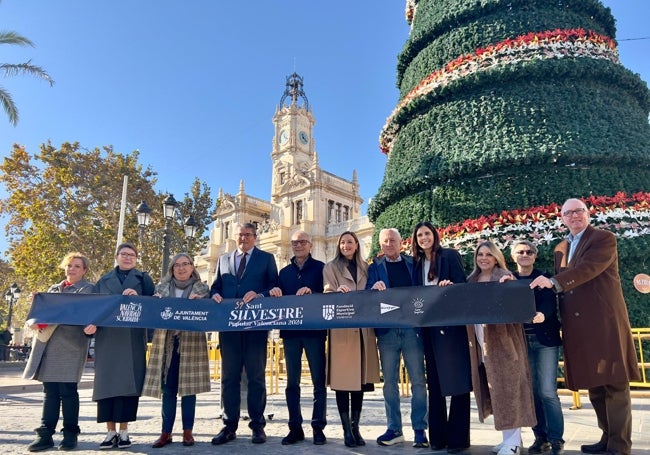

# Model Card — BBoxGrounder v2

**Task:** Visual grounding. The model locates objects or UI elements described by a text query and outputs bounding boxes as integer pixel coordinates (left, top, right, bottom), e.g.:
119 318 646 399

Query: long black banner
26 280 535 332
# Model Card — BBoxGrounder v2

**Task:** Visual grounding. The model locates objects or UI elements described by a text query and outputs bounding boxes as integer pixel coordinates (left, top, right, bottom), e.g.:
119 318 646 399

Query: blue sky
1 1 649 256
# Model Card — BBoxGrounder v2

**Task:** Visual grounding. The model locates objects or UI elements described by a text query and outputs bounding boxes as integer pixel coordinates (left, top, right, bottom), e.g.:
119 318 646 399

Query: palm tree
1 30 54 125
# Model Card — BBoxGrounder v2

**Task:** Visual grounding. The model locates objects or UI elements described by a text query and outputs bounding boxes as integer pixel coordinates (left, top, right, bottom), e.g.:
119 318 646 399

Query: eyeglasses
515 250 535 256
118 252 137 258
291 240 310 246
173 262 192 268
562 208 587 217
238 233 255 238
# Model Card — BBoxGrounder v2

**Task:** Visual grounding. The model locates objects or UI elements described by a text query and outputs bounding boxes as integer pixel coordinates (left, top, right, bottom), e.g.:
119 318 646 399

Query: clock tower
195 72 373 283
271 72 315 200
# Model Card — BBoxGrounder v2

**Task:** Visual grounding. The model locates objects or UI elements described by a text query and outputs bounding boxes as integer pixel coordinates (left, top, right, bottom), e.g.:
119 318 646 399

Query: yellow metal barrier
205 338 283 395
207 340 220 380
150 325 650 403
149 337 424 398
558 327 650 409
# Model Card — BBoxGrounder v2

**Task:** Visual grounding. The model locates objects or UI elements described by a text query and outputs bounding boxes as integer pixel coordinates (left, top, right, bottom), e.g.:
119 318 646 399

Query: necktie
237 252 247 279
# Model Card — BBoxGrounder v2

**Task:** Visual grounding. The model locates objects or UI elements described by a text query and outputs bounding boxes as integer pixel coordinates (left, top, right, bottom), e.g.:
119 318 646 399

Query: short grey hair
291 230 311 242
510 239 538 255
379 228 401 242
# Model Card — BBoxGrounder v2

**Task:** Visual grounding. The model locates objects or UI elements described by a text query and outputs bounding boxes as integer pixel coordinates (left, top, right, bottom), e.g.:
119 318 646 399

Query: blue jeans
376 328 427 431
161 337 196 432
283 335 327 430
526 335 564 443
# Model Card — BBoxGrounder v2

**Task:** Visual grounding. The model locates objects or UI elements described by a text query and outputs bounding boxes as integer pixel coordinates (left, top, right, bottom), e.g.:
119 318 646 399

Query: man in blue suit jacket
210 223 278 445
367 228 428 448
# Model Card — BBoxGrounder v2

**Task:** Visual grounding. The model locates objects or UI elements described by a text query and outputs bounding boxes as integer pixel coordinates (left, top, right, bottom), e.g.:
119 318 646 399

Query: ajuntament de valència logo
160 307 174 320
159 307 208 322
228 300 304 329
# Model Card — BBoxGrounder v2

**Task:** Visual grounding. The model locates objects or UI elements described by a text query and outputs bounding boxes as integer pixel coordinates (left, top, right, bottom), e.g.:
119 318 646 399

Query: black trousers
96 396 140 423
219 330 268 431
426 359 470 450
588 382 633 454
41 382 79 431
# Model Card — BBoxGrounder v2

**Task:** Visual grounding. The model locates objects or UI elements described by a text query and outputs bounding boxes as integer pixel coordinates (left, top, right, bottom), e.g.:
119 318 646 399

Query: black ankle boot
339 412 356 447
59 425 80 451
351 410 365 446
28 426 55 452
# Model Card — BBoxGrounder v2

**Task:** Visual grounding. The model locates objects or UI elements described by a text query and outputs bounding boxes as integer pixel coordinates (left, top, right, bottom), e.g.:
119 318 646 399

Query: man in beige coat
531 198 640 455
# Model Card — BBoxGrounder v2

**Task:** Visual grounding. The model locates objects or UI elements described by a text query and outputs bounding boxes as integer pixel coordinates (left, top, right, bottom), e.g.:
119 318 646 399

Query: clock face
299 131 309 145
279 129 289 145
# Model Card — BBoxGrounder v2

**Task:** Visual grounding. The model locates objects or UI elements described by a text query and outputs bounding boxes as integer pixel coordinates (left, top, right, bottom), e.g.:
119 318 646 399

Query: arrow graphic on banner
380 303 400 314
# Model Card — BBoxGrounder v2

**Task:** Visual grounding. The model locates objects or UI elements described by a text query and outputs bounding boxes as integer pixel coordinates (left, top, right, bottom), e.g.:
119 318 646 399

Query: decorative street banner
27 280 536 332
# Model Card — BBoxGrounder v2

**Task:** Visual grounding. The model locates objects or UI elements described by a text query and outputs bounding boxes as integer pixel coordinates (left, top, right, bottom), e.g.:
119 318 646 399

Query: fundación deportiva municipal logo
322 304 335 320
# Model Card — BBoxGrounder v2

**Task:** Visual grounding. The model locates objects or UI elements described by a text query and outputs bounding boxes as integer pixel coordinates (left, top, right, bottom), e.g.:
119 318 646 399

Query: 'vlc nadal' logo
117 302 143 323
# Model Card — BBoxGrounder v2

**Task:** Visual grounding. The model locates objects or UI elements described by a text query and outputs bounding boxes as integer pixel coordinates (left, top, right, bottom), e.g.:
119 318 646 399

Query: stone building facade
195 73 374 283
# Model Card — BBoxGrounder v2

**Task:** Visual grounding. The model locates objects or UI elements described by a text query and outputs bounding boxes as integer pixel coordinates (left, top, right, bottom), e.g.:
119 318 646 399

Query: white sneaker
497 445 520 455
492 442 503 453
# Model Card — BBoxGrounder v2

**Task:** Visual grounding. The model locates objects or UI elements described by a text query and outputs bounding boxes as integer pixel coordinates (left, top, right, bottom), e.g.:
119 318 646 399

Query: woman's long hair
467 240 508 281
411 221 441 282
332 231 367 278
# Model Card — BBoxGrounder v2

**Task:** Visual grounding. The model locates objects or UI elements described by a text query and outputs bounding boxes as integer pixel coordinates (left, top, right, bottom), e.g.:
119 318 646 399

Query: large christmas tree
369 0 650 325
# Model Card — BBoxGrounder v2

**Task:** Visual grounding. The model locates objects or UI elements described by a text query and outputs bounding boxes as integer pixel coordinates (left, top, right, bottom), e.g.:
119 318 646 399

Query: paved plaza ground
1 362 649 454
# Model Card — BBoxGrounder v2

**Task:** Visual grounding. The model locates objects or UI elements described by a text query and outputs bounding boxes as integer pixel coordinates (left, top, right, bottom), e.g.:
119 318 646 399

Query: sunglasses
515 250 535 256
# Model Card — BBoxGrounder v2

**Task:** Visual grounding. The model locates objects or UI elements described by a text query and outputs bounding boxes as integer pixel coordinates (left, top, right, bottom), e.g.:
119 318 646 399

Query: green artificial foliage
371 0 650 325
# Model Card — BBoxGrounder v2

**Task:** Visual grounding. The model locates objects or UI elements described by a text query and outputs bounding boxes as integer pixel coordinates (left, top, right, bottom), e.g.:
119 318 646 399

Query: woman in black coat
85 242 155 450
411 222 472 453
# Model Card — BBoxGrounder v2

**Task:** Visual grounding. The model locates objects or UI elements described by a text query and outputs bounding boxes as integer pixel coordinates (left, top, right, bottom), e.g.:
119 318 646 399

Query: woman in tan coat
323 231 380 448
466 241 536 455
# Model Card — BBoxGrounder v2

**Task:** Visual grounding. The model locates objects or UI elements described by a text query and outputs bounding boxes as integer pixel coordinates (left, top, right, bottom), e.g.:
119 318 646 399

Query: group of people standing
23 243 210 452
21 197 640 455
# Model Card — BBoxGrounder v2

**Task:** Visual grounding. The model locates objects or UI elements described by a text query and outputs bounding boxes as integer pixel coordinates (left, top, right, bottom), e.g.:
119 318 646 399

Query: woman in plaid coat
142 253 211 448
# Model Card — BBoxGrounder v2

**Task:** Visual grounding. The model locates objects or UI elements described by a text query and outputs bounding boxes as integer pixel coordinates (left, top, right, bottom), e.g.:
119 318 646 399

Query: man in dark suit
210 223 278 445
531 199 640 455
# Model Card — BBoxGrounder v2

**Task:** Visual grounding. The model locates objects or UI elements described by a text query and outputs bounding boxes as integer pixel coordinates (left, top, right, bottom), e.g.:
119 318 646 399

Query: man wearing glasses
210 223 278 445
269 230 327 446
510 240 564 455
530 199 640 455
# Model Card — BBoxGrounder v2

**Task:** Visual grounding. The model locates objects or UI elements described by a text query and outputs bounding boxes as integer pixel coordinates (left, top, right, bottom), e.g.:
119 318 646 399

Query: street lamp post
161 194 178 278
136 194 197 279
4 283 21 329
135 200 152 246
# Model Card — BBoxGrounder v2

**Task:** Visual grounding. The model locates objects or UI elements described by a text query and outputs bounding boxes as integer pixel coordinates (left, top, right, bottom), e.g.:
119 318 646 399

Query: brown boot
182 430 195 447
152 432 172 448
